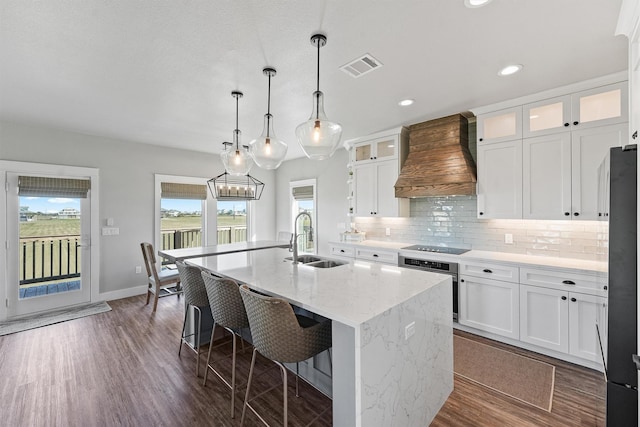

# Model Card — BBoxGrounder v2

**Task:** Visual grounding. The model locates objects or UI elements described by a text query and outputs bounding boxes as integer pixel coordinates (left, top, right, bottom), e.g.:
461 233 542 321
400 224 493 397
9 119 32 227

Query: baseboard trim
97 285 147 302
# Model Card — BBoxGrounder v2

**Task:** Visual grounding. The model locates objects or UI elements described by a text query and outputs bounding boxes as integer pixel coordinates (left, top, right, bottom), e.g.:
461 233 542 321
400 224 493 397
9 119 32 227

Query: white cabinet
328 243 355 260
354 247 398 265
476 78 628 220
523 133 572 219
519 284 569 353
570 82 628 131
476 140 522 219
522 83 628 138
520 122 626 220
352 134 398 164
458 261 520 340
519 284 606 363
477 106 522 144
570 123 628 219
354 160 408 217
523 95 572 138
348 127 409 218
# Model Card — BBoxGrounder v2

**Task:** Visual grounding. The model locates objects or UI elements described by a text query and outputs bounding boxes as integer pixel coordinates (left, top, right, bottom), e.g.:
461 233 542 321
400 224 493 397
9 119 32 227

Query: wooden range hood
395 113 477 197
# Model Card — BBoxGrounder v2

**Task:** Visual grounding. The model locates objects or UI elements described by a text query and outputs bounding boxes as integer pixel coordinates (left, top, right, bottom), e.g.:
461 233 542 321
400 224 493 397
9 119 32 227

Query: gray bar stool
239 285 332 426
201 271 250 419
176 261 209 377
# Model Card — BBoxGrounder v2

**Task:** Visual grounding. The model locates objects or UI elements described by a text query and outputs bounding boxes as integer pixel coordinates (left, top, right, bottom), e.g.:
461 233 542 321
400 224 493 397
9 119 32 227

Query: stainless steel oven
398 245 468 323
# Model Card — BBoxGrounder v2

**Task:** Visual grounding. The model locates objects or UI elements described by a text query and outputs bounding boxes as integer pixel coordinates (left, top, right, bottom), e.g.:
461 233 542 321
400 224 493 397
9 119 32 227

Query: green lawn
161 215 247 230
19 218 80 238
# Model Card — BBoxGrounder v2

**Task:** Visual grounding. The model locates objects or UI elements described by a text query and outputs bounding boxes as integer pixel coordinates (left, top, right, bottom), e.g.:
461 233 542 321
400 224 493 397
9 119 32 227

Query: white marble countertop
332 240 608 274
186 247 450 328
158 240 290 262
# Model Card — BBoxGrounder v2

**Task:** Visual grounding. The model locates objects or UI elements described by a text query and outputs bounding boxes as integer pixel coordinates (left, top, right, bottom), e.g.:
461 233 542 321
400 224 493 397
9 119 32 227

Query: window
216 200 248 244
159 182 207 252
290 179 317 255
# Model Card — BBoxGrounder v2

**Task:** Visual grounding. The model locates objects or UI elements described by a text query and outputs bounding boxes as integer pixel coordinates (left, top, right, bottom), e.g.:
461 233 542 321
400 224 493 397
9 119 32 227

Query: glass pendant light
220 91 253 176
249 67 288 169
295 33 343 160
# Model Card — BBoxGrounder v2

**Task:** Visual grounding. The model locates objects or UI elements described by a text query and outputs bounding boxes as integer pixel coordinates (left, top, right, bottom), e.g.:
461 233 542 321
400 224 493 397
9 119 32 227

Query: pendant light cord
266 73 272 137
234 93 240 149
315 38 321 120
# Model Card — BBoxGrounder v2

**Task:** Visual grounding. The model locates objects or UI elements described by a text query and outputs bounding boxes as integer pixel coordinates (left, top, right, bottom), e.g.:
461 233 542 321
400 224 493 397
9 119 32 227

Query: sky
20 196 79 213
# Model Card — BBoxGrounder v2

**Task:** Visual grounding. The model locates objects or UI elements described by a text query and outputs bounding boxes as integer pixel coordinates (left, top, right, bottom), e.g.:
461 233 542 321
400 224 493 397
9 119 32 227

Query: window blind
161 182 207 200
18 176 91 198
292 185 314 200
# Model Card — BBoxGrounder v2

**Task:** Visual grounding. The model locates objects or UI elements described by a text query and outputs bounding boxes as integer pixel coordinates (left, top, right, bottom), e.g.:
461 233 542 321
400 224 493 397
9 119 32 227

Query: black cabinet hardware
561 296 567 300
573 212 579 216
573 121 579 125
483 269 492 273
373 254 379 257
479 212 484 216
564 212 570 216
632 130 637 140
479 138 483 142
564 123 570 127
460 279 465 283
562 280 576 285
604 285 608 290
571 297 577 302
339 249 345 253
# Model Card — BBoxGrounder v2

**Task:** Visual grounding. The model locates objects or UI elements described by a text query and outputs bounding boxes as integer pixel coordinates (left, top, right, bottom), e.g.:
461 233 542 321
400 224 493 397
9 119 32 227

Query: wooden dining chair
140 242 182 312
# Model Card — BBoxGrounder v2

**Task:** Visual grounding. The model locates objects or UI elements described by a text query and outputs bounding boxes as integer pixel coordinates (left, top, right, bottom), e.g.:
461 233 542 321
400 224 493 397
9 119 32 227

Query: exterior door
6 172 92 317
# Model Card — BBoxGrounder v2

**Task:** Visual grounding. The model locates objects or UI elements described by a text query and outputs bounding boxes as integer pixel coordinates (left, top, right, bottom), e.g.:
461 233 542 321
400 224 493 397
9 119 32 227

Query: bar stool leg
230 332 237 418
276 361 288 427
194 306 202 377
241 348 259 426
202 322 218 387
295 362 300 397
179 304 189 356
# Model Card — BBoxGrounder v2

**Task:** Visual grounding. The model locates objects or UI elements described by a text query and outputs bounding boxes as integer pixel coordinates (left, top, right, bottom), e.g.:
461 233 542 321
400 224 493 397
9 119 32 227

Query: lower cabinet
458 275 520 340
520 284 607 363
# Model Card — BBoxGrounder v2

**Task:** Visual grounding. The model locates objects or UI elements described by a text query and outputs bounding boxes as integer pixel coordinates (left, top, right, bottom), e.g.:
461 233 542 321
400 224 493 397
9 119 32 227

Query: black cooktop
401 245 470 255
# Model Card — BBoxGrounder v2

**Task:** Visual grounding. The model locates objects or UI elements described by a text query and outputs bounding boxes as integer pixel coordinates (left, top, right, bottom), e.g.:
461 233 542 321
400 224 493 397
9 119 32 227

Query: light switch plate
404 321 416 340
385 227 391 236
504 233 513 244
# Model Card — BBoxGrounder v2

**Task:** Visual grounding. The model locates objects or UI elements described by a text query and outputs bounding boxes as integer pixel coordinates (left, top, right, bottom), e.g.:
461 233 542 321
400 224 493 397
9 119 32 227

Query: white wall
275 148 349 256
0 121 276 298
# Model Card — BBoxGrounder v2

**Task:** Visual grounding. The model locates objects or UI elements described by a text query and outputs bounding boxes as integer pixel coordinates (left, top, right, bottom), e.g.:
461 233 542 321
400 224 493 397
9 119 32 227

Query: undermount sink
283 255 347 268
284 255 323 263
304 260 347 268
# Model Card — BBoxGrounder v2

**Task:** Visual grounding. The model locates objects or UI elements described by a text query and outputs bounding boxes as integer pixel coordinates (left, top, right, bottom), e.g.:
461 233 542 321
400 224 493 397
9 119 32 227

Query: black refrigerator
606 145 638 426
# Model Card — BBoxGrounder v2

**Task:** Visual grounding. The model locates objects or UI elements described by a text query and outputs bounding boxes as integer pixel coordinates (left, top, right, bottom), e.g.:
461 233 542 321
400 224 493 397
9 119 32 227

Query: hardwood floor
0 295 605 426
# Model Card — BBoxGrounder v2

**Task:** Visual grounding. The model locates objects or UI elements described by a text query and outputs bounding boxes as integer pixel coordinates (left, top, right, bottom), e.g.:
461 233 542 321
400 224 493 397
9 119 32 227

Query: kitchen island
187 248 453 426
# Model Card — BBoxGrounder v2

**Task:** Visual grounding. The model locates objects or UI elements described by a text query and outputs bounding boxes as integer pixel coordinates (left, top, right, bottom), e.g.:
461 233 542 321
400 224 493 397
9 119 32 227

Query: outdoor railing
19 226 249 284
19 236 81 285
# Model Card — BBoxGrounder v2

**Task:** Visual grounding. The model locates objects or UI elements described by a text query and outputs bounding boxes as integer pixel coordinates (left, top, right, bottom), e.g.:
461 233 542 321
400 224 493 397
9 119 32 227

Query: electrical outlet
385 227 391 236
404 321 416 340
505 233 513 244
135 266 142 274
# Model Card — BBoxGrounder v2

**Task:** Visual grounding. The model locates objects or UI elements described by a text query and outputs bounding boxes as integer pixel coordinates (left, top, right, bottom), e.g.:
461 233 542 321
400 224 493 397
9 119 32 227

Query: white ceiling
0 0 627 161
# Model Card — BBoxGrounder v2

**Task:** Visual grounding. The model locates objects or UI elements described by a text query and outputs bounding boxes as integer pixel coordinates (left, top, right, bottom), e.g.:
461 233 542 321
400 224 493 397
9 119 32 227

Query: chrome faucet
292 211 312 264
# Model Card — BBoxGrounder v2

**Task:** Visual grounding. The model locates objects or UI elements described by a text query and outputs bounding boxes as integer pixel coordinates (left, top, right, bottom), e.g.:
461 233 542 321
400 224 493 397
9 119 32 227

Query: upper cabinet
522 83 628 138
347 127 409 218
474 75 629 220
477 106 522 144
616 0 640 142
352 134 398 164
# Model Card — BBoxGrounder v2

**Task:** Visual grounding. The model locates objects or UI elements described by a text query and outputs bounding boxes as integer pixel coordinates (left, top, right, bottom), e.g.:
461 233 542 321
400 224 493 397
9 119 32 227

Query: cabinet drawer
459 261 519 282
355 248 398 265
520 267 607 296
329 244 355 259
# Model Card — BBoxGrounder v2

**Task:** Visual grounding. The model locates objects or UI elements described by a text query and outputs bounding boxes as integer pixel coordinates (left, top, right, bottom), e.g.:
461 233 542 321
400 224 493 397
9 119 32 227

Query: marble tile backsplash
354 196 608 261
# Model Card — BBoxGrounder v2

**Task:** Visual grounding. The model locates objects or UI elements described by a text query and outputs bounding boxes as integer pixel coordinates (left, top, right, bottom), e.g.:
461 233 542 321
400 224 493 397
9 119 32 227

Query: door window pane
295 200 314 253
18 196 81 299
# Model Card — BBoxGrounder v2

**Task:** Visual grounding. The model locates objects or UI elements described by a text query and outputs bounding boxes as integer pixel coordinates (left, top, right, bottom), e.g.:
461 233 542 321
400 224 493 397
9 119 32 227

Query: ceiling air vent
340 53 383 78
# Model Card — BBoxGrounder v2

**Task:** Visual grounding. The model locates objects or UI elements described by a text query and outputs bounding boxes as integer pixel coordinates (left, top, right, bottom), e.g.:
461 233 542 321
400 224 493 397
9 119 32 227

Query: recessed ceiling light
464 0 492 8
398 99 414 107
498 64 523 76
